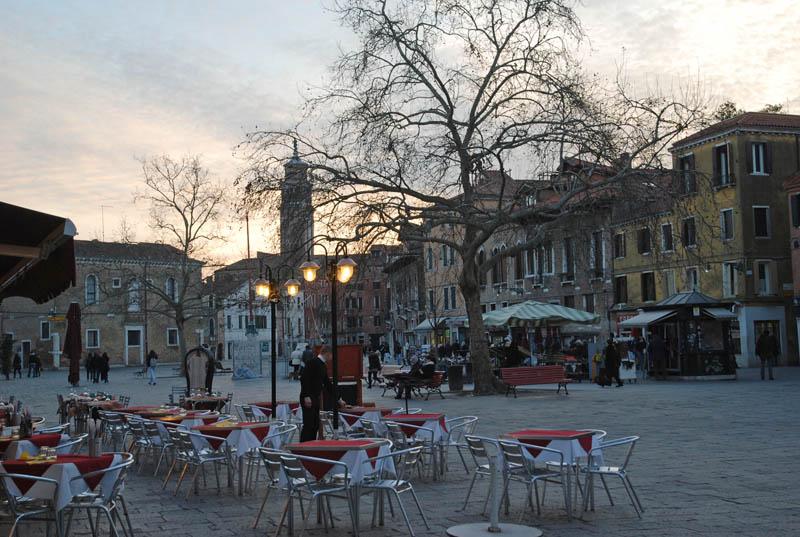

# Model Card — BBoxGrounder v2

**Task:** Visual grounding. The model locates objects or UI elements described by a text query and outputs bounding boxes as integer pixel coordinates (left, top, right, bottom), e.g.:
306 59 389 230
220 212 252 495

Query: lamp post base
446 523 542 537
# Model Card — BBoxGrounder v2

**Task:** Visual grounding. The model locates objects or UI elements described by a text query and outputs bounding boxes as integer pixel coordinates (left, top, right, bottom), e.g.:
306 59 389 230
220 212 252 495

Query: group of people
8 350 41 379
84 352 110 383
599 333 668 386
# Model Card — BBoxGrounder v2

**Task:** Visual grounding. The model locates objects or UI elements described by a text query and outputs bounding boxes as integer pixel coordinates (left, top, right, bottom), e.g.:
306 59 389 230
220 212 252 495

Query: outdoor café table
185 395 226 411
250 401 300 420
0 433 70 460
0 454 122 511
286 439 393 531
192 421 273 495
502 429 597 515
121 407 181 420
340 407 393 434
383 413 448 479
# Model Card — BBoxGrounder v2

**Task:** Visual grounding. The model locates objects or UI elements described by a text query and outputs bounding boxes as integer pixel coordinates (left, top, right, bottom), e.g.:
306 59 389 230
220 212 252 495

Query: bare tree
238 0 706 393
114 216 137 244
136 155 226 363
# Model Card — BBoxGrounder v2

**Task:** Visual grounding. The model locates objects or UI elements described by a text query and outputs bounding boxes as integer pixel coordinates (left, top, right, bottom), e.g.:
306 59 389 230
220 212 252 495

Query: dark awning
0 202 77 304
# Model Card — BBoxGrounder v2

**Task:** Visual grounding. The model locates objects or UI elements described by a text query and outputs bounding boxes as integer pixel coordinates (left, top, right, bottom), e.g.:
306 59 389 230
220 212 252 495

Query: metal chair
251 448 289 529
275 453 357 537
361 446 429 537
62 452 135 537
498 439 570 520
581 436 644 518
143 420 173 475
0 472 62 537
543 429 607 508
97 412 128 452
461 435 495 514
443 416 478 473
37 423 70 435
57 433 89 455
385 421 439 479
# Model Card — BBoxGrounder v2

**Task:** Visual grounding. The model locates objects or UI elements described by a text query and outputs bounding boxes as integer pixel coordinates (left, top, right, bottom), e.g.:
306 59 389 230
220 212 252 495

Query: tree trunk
459 258 504 394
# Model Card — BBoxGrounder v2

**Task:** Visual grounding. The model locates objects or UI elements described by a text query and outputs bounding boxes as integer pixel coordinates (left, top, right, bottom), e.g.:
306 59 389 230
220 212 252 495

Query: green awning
482 300 599 328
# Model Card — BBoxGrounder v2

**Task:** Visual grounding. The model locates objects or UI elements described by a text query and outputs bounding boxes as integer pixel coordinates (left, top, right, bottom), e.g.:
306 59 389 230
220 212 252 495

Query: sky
1 0 799 262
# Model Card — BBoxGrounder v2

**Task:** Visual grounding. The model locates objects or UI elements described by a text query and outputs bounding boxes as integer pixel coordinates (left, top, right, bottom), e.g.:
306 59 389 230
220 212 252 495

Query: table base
446 523 542 537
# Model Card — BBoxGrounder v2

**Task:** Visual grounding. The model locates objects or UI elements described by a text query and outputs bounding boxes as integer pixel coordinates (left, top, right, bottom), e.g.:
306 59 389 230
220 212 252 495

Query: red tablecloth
192 423 271 450
2 454 114 494
504 429 595 462
0 433 62 455
287 439 382 480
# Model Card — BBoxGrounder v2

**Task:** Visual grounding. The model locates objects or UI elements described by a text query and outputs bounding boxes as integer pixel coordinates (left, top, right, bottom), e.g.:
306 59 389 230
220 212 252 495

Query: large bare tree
137 155 226 363
238 0 706 393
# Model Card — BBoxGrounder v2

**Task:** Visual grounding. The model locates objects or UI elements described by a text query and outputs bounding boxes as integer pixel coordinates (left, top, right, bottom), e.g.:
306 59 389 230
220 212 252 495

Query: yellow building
611 112 799 367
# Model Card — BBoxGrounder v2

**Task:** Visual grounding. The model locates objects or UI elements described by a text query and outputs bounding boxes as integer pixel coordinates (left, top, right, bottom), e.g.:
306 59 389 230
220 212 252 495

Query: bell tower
280 141 313 262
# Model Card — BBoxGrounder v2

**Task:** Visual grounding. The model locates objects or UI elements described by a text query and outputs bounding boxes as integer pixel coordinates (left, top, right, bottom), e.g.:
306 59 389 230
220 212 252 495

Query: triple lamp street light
253 247 357 433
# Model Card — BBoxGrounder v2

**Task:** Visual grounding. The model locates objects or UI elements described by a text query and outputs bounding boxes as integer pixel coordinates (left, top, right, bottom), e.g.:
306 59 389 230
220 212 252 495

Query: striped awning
482 300 599 328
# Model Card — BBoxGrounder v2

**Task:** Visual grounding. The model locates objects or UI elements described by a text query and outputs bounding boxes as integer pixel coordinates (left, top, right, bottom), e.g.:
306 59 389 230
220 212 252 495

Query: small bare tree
136 155 226 362
238 0 707 393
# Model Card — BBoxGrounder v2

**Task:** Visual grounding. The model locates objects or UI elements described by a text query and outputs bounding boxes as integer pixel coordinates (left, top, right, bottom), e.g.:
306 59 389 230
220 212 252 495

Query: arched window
498 245 508 284
165 277 176 301
127 279 141 312
490 248 499 284
85 274 98 305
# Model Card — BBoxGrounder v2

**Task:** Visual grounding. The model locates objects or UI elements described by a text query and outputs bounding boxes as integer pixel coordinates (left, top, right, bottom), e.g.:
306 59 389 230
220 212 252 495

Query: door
125 327 144 366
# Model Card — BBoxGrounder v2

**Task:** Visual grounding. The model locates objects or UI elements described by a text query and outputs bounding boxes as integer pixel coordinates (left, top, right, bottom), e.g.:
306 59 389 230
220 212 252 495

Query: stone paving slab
0 365 798 536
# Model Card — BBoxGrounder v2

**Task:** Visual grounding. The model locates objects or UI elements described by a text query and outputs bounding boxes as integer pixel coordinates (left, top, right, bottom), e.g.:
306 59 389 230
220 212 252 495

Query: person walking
12 351 22 379
649 332 667 380
604 338 623 387
146 350 158 385
85 353 93 382
27 351 37 378
755 329 779 381
204 354 216 393
299 345 333 442
100 352 110 383
367 351 382 388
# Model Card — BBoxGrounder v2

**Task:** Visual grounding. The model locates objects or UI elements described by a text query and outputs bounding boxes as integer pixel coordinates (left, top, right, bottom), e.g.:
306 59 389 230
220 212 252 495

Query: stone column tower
280 141 313 262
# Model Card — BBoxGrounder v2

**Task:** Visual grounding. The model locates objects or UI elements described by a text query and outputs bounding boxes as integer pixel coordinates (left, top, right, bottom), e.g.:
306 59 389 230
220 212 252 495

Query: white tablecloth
285 442 394 484
3 434 71 459
191 424 273 458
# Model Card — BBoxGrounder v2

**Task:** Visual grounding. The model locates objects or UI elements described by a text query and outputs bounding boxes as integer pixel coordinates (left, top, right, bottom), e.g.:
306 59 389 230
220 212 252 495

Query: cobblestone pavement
2 364 798 537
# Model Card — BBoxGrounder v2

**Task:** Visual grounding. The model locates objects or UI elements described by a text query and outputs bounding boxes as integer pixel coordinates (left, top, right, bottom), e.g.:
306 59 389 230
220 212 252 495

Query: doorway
754 320 781 363
125 326 144 366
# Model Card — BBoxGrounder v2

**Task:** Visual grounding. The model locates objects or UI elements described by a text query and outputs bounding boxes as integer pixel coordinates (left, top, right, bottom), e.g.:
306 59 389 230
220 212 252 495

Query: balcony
560 272 575 285
588 268 604 281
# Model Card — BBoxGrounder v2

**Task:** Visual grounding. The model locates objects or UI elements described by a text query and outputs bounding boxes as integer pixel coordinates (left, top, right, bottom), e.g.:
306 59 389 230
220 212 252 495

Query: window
441 245 449 266
489 303 497 311
753 206 771 238
426 247 433 270
450 286 457 310
563 295 575 308
713 144 732 186
167 328 179 347
755 261 774 295
613 233 626 259
238 315 244 330
226 315 232 329
514 249 524 281
165 277 177 301
127 279 141 312
562 237 575 278
208 318 215 338
40 321 50 341
373 315 381 326
111 277 121 288
525 248 535 276
477 250 487 286
791 194 800 228
544 242 554 274
427 289 435 310
722 262 738 297
679 154 696 194
480 304 487 314
637 228 652 254
357 297 363 310
614 276 628 304
641 272 656 302
662 270 676 297
501 302 509 308
86 329 100 348
661 224 674 252
372 281 381 290
583 293 595 313
127 330 141 346
85 275 98 305
590 231 604 275
682 217 697 248
685 267 699 291
748 142 770 175
255 315 268 329
443 288 450 310
715 208 733 241
373 295 380 309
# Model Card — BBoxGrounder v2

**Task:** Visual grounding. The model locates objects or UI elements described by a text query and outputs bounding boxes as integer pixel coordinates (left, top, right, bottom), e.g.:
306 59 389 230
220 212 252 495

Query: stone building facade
0 240 206 367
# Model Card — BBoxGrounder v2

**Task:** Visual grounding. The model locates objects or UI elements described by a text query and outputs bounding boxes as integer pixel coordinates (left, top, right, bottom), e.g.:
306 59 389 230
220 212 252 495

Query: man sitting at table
300 345 333 441
396 355 436 399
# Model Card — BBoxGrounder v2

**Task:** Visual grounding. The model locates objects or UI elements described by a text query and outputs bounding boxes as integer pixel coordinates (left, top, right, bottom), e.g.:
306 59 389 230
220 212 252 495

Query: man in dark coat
649 332 667 380
755 329 779 381
367 351 382 388
299 345 333 442
604 339 623 387
205 354 216 393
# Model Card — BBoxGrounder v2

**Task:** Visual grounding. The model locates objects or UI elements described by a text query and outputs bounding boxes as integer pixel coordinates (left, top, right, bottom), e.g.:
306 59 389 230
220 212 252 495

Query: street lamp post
299 243 356 435
253 262 301 415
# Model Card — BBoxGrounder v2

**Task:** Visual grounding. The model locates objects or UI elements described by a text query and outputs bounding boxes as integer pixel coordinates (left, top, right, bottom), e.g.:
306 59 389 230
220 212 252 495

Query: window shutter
688 154 696 192
765 142 773 174
726 143 733 181
712 147 720 184
745 142 753 174
792 195 800 228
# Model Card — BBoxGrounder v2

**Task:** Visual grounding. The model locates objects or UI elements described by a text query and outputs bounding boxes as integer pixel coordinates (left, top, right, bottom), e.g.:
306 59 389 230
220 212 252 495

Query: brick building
0 240 206 367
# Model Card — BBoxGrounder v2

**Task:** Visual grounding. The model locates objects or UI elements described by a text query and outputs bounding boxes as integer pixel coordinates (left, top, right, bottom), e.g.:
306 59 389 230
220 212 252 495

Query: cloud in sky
1 0 798 261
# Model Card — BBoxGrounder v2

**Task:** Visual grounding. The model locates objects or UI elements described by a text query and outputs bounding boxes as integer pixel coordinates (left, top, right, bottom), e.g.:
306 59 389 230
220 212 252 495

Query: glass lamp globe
253 278 270 298
285 279 301 297
300 260 320 282
336 257 357 284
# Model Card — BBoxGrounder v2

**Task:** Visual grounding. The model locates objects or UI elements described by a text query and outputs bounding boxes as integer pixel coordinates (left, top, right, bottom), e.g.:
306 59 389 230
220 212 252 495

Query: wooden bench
420 372 445 400
500 366 572 397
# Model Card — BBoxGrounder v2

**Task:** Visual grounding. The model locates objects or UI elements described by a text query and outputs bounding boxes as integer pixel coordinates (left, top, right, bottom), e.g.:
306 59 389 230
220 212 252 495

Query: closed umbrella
64 302 82 387
483 300 598 328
